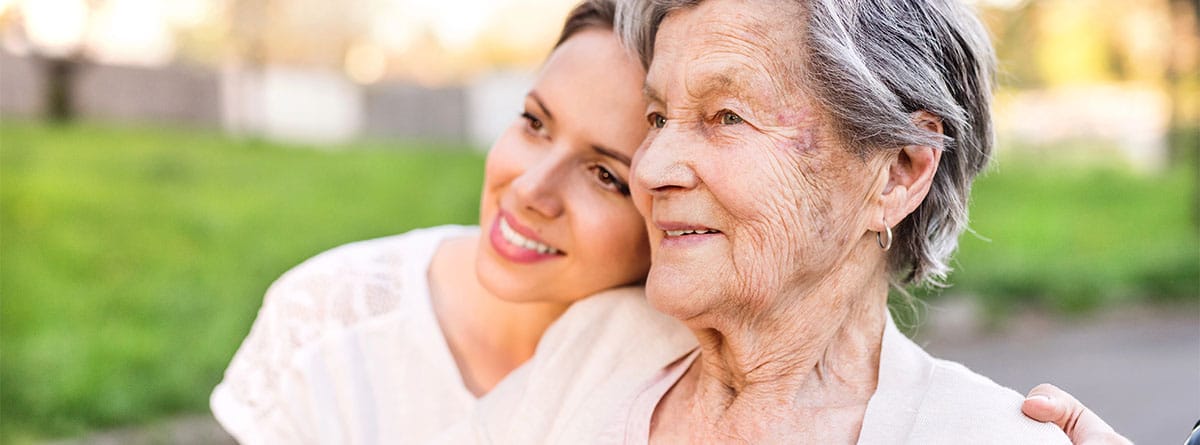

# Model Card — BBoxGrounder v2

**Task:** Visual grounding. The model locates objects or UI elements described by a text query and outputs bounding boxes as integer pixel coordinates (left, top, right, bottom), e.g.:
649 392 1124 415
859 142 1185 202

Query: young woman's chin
473 223 571 305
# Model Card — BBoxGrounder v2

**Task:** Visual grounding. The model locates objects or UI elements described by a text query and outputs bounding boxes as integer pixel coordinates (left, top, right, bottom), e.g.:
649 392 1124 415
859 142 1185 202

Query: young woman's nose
511 154 566 218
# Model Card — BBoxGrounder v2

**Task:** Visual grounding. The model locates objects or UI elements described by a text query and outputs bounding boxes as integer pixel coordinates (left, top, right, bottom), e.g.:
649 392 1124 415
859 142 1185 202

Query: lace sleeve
210 239 408 444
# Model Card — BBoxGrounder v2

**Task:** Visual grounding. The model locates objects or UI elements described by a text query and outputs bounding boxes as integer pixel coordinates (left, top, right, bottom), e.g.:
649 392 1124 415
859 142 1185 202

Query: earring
877 217 893 251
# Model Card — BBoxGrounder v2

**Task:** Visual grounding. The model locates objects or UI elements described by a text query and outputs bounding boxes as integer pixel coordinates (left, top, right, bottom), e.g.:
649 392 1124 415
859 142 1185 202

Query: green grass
946 153 1199 317
1 122 1196 441
0 122 485 442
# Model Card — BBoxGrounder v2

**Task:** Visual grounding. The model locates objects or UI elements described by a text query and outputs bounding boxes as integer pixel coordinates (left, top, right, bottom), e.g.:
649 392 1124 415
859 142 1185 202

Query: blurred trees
0 0 99 122
2 0 1195 132
982 0 1197 133
980 0 1198 225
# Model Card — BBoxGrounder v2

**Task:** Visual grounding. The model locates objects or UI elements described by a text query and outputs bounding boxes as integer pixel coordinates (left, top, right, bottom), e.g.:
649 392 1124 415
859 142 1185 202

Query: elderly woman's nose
633 136 700 194
511 157 566 218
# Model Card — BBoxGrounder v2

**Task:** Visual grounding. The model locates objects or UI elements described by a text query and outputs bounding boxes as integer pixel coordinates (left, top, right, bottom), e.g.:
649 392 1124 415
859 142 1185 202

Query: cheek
630 186 653 222
716 148 853 271
576 200 651 281
483 132 525 190
629 162 654 221
479 152 503 224
715 147 815 232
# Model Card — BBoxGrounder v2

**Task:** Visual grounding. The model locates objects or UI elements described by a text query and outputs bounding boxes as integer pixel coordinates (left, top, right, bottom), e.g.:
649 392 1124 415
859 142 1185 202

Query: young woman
211 1 1124 443
210 2 655 443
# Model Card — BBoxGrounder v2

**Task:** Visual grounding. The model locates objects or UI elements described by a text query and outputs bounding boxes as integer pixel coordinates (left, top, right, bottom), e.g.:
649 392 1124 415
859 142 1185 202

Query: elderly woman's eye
647 112 667 129
718 110 744 125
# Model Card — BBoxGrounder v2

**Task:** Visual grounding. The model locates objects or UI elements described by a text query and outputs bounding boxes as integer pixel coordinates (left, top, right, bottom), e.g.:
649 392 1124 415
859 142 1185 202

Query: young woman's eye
647 112 667 129
521 112 549 137
590 165 630 196
718 110 744 125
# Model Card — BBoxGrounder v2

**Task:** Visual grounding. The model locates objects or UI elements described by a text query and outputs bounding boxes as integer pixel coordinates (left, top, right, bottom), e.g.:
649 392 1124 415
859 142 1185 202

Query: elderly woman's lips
657 221 720 235
663 228 720 236
658 228 723 249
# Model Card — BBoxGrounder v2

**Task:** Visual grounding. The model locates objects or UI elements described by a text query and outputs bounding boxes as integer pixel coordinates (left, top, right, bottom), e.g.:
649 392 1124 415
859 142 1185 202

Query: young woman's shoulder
464 288 699 443
265 225 476 325
211 224 476 444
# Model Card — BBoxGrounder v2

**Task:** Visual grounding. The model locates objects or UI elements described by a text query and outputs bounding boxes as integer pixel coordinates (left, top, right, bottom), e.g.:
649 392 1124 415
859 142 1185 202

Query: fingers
1022 383 1132 445
1022 384 1084 434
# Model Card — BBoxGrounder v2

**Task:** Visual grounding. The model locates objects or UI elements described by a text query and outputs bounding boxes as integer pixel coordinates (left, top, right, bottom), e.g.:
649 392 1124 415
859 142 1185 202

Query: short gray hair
617 0 997 288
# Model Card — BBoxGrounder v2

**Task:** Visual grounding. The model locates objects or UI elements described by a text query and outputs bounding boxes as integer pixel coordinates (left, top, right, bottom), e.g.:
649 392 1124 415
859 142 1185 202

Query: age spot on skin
775 111 801 126
779 125 817 155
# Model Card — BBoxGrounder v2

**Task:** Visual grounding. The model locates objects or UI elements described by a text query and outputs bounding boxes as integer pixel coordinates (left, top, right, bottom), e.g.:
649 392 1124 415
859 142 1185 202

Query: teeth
664 229 719 237
500 218 560 255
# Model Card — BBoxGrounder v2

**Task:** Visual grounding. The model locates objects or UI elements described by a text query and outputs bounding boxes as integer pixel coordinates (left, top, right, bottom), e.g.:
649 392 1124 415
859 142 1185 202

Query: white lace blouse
211 225 479 444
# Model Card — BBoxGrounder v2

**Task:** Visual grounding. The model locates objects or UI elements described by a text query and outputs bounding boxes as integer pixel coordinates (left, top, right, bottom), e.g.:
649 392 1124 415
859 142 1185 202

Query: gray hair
617 0 997 288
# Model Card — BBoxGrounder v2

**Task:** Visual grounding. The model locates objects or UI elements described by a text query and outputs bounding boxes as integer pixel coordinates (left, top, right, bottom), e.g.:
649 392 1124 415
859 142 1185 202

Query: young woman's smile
474 28 652 305
489 209 565 263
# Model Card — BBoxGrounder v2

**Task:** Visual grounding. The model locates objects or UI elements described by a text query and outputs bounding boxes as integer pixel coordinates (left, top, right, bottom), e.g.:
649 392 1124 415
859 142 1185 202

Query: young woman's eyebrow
592 145 631 166
528 91 555 121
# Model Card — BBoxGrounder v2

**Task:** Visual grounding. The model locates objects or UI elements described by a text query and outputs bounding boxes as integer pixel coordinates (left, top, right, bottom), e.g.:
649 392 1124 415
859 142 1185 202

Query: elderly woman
444 0 1078 443
624 0 1030 441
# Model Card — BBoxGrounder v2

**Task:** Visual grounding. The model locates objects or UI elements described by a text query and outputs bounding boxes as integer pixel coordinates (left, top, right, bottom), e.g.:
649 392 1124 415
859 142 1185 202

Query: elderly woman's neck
684 267 891 424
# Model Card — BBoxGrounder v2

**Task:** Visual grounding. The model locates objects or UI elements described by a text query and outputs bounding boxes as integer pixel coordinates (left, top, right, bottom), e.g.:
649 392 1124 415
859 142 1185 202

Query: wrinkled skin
630 0 912 441
632 0 889 330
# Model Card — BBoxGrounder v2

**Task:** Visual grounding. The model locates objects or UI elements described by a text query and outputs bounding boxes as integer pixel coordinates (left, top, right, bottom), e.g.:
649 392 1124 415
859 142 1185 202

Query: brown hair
554 0 618 49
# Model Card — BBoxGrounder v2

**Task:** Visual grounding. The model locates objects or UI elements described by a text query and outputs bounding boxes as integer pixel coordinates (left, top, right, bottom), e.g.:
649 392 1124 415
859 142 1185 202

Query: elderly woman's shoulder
520 286 697 389
466 288 698 444
556 286 660 325
539 286 693 353
915 358 1072 443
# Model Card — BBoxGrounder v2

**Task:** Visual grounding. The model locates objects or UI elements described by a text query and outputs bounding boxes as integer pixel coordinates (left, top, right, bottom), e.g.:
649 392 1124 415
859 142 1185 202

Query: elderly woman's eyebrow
692 71 736 94
643 69 756 106
642 83 664 104
528 91 555 121
687 68 761 103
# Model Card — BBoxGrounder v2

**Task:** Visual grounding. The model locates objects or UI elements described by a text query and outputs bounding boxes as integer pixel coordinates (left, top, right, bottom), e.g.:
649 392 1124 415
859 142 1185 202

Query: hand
1022 383 1132 445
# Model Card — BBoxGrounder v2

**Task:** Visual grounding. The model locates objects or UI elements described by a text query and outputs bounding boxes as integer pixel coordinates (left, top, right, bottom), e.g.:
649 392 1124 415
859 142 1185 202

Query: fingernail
1028 394 1050 403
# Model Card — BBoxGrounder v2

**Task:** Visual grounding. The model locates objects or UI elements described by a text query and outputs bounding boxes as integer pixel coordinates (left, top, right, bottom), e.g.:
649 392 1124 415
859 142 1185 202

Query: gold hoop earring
877 217 893 251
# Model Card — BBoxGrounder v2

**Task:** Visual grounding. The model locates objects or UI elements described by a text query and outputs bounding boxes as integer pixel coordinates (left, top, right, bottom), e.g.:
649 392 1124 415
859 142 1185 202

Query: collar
855 312 936 444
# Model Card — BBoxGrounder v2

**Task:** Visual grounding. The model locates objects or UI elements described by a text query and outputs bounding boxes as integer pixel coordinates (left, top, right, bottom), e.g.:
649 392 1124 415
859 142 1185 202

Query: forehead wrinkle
680 63 743 104
650 1 811 120
674 22 806 118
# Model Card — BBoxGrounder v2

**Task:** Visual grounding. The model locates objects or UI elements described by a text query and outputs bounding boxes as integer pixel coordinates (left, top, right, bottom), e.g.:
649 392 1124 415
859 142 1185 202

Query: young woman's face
476 29 651 304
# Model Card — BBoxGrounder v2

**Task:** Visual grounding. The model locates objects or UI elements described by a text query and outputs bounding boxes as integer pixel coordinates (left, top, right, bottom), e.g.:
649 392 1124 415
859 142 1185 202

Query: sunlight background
1 0 576 79
0 0 1196 443
0 0 1194 160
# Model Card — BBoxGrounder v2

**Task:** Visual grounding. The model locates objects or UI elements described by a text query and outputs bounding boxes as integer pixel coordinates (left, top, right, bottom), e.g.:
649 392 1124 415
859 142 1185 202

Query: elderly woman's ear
873 110 944 233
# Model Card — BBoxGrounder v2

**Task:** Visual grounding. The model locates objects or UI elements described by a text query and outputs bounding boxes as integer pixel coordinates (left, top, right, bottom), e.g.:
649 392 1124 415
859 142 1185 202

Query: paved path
918 302 1199 445
59 303 1198 444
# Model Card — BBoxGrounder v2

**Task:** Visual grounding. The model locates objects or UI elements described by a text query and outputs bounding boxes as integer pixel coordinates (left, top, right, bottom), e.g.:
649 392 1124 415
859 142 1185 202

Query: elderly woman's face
632 0 885 320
